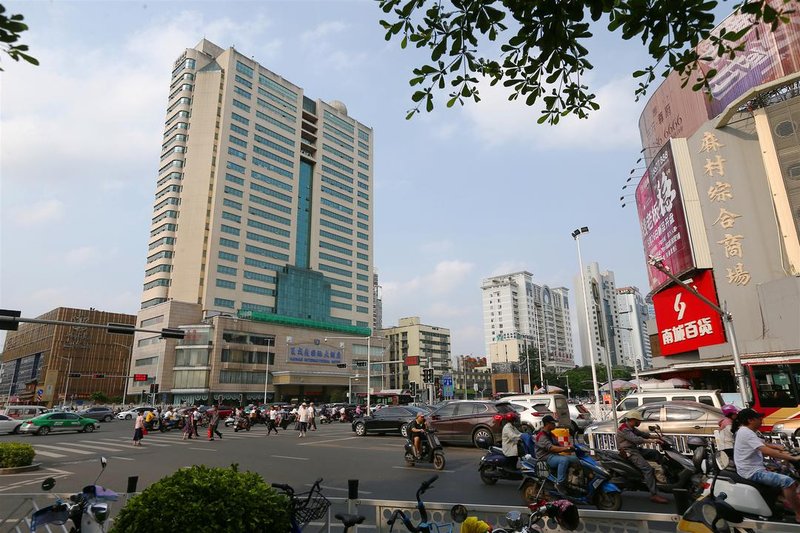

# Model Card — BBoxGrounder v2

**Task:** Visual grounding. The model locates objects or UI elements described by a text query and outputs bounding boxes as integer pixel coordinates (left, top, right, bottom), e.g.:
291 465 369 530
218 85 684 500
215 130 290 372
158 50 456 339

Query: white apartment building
616 287 653 370
127 39 376 404
574 263 624 367
481 272 574 373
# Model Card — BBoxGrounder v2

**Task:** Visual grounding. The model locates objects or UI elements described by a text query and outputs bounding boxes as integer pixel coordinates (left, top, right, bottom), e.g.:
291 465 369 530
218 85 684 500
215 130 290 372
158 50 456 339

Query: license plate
592 477 605 489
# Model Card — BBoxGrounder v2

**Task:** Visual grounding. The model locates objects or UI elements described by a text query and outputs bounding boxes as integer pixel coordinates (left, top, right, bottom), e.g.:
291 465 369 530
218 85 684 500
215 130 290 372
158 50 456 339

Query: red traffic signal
93 374 105 378
133 373 148 382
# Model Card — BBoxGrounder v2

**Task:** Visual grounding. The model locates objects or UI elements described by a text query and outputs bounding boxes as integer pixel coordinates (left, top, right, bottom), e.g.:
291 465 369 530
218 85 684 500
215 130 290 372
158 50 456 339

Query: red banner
652 270 726 356
404 356 419 366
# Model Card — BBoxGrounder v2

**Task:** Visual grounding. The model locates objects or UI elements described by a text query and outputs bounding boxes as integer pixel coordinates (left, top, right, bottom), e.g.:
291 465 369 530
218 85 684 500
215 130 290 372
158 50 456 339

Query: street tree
377 0 794 124
0 4 37 71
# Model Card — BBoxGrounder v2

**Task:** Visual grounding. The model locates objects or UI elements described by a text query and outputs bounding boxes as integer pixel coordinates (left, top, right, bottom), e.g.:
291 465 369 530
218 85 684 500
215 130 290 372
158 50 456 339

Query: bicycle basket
293 487 331 525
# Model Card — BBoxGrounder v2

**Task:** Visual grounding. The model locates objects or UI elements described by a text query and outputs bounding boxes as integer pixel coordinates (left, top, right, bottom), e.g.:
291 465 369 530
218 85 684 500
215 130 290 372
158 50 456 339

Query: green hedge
0 442 35 468
111 465 290 533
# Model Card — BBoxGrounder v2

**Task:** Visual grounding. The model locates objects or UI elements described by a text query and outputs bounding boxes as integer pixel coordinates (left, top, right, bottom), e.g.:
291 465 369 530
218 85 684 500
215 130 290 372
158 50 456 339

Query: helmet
721 404 739 417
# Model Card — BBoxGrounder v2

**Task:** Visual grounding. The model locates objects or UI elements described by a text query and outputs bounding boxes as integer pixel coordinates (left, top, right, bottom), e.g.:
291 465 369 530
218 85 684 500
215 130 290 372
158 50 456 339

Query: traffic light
68 373 81 378
422 368 434 384
149 383 159 394
93 374 105 378
409 382 417 395
133 373 148 382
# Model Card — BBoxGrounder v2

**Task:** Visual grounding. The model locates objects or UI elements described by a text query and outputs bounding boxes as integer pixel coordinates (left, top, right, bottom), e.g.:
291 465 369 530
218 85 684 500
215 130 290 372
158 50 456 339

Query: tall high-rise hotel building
129 40 375 404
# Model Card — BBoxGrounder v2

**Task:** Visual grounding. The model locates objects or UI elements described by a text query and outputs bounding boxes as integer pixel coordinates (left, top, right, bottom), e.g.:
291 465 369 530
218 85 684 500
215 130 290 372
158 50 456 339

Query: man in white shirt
297 402 309 438
734 408 800 521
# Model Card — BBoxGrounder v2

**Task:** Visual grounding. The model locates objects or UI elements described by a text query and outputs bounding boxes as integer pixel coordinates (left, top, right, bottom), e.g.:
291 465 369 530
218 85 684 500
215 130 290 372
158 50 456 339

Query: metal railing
588 431 716 455
4 493 800 533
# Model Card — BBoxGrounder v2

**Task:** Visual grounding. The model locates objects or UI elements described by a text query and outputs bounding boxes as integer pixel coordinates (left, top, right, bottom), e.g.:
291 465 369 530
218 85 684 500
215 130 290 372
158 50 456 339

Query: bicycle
271 478 332 532
386 475 453 533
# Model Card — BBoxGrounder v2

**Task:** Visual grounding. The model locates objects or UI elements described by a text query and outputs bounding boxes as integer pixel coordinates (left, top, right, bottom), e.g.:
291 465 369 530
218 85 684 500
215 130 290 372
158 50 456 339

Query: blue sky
1 1 677 362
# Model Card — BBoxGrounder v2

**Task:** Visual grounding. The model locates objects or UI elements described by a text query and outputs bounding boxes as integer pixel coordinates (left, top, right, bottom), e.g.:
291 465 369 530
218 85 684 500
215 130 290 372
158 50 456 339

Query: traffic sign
133 373 148 382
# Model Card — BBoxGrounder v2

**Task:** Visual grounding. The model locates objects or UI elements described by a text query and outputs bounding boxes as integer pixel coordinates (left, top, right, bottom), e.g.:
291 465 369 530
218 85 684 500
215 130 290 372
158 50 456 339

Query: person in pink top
133 413 144 446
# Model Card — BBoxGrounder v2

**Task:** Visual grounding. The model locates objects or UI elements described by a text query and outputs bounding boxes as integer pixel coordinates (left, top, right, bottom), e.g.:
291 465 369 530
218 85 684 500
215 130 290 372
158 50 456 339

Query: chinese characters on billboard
653 270 726 356
288 345 343 364
636 143 695 291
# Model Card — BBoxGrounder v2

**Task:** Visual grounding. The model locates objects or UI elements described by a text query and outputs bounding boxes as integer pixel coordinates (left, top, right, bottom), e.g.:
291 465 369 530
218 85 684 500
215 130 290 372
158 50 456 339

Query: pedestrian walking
297 402 309 437
266 405 279 436
308 402 317 431
192 407 201 437
133 412 144 446
183 409 194 440
208 406 223 441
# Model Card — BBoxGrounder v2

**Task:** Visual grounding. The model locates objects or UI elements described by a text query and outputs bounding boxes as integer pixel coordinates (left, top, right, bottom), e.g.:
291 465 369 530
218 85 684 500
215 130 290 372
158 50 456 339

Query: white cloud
63 246 102 266
383 260 474 299
462 75 644 150
301 21 348 43
9 199 64 226
489 261 527 277
419 240 455 254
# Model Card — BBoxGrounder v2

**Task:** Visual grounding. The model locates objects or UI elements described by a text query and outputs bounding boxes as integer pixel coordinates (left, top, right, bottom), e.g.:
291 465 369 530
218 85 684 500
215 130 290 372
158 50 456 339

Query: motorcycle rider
733 408 800 522
409 412 428 459
501 412 523 469
535 414 579 495
717 404 739 460
616 411 669 504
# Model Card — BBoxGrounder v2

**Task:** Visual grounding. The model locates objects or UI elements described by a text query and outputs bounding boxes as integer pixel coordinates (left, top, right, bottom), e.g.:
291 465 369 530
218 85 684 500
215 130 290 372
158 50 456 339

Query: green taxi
20 412 100 435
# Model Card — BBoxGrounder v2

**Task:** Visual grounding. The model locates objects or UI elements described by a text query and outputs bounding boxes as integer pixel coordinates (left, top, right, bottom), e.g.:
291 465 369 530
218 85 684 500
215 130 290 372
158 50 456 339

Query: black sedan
351 405 429 438
76 406 115 422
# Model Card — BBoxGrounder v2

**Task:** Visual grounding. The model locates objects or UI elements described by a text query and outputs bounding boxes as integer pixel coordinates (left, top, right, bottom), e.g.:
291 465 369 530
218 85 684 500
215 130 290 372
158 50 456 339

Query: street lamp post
61 356 73 410
325 335 381 414
110 342 133 404
572 227 602 411
263 337 274 405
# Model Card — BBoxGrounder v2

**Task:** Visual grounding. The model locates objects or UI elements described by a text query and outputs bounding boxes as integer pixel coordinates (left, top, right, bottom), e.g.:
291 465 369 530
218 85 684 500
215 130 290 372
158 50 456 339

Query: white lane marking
33 450 66 458
69 442 127 452
189 447 216 451
95 438 171 448
0 474 70 492
391 466 454 473
111 456 135 461
298 436 359 446
35 444 93 455
270 455 309 461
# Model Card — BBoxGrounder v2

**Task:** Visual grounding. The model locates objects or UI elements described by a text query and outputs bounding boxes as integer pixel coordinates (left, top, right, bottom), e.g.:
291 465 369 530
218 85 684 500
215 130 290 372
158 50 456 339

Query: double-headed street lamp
572 226 601 409
324 335 382 414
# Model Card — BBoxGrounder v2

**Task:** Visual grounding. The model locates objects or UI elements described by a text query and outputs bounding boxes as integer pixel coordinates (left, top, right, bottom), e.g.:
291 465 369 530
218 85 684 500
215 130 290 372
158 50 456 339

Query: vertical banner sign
652 270 726 356
636 142 696 291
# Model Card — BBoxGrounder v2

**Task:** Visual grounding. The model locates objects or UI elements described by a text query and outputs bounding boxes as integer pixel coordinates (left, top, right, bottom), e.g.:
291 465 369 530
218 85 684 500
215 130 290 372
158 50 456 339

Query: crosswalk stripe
94 437 171 448
35 444 93 455
70 442 127 452
34 450 66 458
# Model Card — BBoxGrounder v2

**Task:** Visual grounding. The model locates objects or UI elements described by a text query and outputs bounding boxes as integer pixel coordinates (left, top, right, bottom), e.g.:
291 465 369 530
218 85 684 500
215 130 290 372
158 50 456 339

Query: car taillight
493 414 503 421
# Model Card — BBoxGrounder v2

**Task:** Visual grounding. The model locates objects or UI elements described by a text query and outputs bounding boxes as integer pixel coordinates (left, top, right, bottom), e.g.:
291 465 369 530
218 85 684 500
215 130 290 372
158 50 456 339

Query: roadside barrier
3 493 800 532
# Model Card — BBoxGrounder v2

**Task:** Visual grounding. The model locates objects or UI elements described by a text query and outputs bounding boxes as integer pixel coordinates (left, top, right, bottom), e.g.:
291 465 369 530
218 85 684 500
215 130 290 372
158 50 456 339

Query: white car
0 414 23 434
116 406 155 420
500 401 554 433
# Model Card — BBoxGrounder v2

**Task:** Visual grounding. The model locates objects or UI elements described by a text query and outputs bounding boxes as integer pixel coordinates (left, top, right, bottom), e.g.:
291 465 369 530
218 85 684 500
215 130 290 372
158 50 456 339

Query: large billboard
636 142 695 291
652 270 726 356
639 0 800 153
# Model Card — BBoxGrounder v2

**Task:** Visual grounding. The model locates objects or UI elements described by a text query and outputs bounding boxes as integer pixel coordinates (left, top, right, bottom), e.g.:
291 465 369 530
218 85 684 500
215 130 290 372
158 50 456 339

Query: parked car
569 403 594 433
585 401 724 454
498 394 571 428
499 401 553 433
352 405 430 437
76 406 115 422
615 390 724 411
20 412 100 435
116 406 156 420
1 405 48 420
0 414 23 434
426 400 516 447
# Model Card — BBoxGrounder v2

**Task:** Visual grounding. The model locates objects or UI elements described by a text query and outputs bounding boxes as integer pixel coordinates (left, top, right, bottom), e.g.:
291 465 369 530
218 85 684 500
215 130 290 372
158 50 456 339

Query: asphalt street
0 419 677 523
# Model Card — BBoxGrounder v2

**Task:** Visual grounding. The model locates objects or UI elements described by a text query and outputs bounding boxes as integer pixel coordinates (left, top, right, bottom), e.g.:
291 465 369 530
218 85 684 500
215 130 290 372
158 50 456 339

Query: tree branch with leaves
0 3 37 71
378 0 795 124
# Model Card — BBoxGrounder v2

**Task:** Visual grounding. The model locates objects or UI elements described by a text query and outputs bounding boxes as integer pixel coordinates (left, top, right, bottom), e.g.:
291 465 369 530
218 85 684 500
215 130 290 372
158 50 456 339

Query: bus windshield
752 364 800 408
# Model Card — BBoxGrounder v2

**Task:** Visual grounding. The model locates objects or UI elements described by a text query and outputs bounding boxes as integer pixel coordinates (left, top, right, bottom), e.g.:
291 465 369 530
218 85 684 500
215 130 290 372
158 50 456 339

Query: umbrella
534 385 564 393
599 379 635 391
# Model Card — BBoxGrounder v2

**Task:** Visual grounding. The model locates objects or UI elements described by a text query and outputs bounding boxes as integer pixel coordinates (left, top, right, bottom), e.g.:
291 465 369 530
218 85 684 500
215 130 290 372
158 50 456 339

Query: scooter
450 498 580 533
159 416 185 432
476 434 535 484
518 443 622 510
31 457 117 532
595 425 698 496
233 416 251 432
404 429 446 470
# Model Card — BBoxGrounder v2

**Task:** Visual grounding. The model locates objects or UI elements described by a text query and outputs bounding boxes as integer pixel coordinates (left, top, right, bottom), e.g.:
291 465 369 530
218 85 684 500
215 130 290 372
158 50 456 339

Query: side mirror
41 477 56 491
450 504 468 524
648 425 658 432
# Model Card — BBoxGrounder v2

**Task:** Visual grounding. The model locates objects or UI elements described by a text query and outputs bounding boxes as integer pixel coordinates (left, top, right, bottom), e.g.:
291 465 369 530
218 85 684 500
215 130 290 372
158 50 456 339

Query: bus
746 359 800 429
355 390 414 407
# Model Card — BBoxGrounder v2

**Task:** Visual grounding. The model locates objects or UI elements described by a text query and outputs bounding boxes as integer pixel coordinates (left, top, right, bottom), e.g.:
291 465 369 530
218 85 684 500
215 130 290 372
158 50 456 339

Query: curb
0 463 41 475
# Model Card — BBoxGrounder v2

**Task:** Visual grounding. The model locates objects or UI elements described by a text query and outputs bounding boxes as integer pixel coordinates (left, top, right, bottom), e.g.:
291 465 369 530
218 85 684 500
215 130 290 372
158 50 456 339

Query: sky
1 0 684 364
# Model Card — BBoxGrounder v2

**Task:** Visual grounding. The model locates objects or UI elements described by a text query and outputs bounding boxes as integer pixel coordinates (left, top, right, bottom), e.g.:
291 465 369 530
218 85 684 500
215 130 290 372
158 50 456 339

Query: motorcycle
518 443 622 511
477 435 533 484
233 416 251 432
31 457 117 532
450 498 580 533
596 425 699 496
159 416 185 432
404 428 446 470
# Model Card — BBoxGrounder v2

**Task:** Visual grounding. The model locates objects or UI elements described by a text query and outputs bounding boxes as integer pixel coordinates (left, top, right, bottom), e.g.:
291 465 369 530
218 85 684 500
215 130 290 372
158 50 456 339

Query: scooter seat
716 467 780 493
489 446 503 455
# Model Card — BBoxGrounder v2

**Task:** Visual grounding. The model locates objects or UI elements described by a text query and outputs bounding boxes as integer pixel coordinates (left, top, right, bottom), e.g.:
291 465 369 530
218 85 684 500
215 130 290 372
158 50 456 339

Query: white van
616 390 724 412
2 405 48 419
499 394 570 428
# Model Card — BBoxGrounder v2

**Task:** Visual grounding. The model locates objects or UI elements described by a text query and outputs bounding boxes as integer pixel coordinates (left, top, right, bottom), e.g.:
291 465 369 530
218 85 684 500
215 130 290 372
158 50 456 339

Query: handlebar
387 476 440 532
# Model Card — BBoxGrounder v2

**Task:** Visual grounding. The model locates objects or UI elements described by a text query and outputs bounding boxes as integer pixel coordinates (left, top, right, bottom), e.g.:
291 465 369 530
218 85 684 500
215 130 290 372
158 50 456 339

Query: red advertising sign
404 356 419 366
636 143 695 291
133 373 148 382
653 270 726 356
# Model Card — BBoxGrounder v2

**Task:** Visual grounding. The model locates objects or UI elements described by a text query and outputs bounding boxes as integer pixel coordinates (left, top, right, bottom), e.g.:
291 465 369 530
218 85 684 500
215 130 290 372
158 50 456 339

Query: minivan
498 394 570 429
615 389 724 412
2 405 48 419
